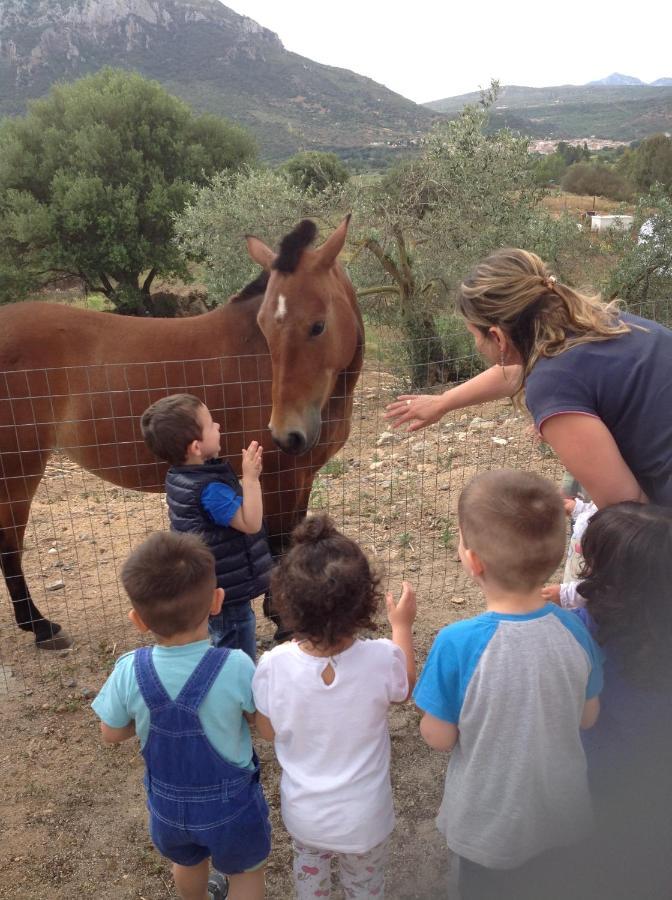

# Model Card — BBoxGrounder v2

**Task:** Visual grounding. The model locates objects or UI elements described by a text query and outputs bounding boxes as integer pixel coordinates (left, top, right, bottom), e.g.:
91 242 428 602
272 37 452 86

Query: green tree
279 151 350 193
557 141 591 165
562 162 632 201
624 134 672 195
605 188 672 321
0 68 256 314
174 168 318 301
346 85 584 385
533 152 568 186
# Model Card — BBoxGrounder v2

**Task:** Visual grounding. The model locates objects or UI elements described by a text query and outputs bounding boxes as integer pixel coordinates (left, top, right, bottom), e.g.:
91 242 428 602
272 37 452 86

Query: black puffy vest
165 460 272 605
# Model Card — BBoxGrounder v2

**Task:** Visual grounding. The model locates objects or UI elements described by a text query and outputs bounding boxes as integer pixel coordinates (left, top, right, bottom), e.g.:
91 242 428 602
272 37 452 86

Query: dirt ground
0 372 563 900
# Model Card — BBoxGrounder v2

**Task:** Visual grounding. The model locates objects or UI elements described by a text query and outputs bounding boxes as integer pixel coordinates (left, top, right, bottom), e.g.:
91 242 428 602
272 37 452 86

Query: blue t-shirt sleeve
91 651 136 728
525 362 598 431
555 607 604 699
414 618 496 723
201 481 243 526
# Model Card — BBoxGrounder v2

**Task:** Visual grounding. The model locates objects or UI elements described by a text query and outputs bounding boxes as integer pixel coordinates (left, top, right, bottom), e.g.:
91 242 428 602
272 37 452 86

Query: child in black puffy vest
141 393 272 660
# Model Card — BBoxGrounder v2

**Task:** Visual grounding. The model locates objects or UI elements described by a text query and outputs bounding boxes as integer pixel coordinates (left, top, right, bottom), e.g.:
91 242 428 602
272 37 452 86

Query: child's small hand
241 441 263 479
541 584 562 605
526 423 545 446
386 581 417 629
563 498 576 517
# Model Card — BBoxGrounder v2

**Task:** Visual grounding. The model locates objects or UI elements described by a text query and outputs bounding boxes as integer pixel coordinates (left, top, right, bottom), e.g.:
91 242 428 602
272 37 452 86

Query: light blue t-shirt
415 604 604 869
92 640 256 770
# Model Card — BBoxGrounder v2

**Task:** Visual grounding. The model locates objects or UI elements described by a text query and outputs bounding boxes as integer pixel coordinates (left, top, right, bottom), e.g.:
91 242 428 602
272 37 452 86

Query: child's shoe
208 871 229 899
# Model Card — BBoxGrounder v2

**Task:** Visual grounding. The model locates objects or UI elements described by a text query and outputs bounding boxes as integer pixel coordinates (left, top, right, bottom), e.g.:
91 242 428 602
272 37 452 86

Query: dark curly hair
579 502 672 688
271 514 383 648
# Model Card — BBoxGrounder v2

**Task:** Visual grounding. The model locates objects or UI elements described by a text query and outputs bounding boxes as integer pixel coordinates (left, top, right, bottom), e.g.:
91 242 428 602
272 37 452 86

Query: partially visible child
92 531 270 900
251 514 416 900
542 494 597 608
141 393 272 660
573 502 672 900
415 469 603 900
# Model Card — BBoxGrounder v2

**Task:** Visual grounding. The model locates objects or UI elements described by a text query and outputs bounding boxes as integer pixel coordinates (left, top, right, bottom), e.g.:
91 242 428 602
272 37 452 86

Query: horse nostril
286 431 307 455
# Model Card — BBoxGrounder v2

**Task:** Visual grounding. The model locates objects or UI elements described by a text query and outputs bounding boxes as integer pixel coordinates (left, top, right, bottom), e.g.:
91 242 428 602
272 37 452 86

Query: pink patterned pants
292 837 389 898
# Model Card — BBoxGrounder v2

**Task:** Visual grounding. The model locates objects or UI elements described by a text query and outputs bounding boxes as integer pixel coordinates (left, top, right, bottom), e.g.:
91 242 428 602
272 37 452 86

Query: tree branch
142 268 157 295
358 285 401 298
361 238 402 285
99 272 114 297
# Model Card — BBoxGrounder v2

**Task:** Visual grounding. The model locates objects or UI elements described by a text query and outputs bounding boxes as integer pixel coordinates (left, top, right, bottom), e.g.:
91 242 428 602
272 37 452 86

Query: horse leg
0 498 71 650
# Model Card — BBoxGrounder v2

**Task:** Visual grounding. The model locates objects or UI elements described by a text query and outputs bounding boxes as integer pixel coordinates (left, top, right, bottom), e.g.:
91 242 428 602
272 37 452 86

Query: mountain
0 0 439 160
425 83 672 142
588 73 645 86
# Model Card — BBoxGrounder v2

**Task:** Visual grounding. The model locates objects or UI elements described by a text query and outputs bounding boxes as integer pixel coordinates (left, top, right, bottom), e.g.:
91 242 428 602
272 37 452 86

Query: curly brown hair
579 502 672 689
271 514 383 649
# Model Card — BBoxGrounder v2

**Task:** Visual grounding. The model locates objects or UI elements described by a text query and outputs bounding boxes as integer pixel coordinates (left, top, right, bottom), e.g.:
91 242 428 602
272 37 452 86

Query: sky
224 0 671 104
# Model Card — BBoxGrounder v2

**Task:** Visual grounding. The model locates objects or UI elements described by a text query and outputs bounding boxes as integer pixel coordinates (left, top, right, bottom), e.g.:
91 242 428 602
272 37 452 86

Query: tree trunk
401 302 446 388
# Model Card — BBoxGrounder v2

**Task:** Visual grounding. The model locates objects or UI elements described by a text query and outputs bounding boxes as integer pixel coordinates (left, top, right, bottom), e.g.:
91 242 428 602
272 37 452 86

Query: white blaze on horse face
275 293 287 322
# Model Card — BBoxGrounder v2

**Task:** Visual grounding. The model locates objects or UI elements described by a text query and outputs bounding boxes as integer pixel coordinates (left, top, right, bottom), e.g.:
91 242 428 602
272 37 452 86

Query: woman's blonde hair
456 248 630 379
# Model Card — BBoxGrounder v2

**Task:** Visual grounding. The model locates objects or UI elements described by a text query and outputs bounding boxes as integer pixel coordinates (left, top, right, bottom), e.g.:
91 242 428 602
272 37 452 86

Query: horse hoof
35 626 73 651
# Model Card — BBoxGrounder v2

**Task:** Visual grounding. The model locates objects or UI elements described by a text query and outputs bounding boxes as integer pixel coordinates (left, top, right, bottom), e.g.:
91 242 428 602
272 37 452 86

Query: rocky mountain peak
0 0 282 80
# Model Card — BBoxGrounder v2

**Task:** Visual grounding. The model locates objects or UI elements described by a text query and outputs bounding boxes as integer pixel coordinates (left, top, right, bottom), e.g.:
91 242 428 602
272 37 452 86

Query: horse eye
309 321 325 337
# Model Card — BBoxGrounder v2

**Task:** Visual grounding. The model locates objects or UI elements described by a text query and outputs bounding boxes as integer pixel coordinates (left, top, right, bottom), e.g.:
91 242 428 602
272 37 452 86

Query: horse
0 216 363 649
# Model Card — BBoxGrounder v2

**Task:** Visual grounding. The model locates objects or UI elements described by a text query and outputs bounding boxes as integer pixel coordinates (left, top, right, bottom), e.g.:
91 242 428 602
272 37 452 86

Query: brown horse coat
0 217 363 646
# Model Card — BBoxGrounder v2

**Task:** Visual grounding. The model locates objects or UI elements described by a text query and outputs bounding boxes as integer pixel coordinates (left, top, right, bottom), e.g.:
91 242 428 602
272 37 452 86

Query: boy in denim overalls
92 531 270 900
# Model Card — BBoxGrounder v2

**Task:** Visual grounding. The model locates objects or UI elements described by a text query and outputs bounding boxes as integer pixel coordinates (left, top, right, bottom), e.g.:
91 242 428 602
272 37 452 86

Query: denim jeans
208 601 257 662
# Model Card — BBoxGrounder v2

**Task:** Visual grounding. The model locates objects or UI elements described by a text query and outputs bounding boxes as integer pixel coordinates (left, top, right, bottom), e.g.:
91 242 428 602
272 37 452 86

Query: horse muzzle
269 407 322 456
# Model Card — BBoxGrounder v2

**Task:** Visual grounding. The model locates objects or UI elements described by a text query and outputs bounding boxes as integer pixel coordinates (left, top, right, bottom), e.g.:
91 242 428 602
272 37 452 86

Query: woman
386 248 672 508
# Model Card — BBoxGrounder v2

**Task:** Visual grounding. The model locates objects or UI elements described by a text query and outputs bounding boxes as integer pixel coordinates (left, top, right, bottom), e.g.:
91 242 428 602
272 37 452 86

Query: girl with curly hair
574 502 672 899
252 514 416 900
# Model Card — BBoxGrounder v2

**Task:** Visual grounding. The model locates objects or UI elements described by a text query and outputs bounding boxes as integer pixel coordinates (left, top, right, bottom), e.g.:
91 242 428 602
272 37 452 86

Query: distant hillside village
529 138 631 155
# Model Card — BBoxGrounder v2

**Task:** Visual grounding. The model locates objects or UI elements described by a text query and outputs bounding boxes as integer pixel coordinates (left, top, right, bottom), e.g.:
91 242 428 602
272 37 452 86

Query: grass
440 526 455 549
320 457 347 477
541 190 636 219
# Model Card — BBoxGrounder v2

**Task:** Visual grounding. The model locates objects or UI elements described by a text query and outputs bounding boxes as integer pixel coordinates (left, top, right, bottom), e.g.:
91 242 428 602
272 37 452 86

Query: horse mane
230 270 270 303
273 220 318 273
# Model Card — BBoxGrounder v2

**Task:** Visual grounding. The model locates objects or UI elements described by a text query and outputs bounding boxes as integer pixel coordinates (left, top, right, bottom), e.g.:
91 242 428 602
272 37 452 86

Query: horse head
247 216 362 456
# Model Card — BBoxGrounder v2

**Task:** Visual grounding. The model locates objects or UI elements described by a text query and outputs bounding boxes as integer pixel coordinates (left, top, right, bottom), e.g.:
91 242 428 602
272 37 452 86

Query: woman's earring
500 348 505 369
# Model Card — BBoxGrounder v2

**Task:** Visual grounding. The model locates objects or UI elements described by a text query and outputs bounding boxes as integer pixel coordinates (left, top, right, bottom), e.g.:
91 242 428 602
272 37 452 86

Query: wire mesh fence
1 297 669 699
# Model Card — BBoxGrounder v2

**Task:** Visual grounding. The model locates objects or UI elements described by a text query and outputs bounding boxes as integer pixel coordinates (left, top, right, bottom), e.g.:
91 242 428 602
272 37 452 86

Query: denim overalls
134 646 271 874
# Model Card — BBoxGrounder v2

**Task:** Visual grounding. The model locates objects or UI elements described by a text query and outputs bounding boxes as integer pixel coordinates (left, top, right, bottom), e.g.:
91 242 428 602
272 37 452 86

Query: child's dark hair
458 468 566 590
121 531 216 637
271 514 382 648
141 393 204 465
579 502 672 688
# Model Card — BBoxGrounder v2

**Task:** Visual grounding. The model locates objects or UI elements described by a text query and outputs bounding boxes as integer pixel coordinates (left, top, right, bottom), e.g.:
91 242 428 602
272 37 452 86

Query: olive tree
345 87 584 385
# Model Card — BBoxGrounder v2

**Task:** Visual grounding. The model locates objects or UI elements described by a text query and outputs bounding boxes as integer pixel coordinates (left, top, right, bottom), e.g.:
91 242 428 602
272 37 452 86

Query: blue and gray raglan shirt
414 604 603 869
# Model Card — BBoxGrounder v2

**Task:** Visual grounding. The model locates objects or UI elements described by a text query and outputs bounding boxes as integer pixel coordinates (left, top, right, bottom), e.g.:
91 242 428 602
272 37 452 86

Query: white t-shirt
252 637 408 853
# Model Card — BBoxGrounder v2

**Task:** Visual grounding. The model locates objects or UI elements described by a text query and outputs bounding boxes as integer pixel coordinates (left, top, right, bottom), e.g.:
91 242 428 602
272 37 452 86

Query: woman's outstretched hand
384 394 446 432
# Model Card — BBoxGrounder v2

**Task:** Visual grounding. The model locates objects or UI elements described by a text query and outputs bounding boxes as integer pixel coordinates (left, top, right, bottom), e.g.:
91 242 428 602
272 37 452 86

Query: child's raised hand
541 584 562 605
386 580 417 629
563 498 576 517
241 441 263 480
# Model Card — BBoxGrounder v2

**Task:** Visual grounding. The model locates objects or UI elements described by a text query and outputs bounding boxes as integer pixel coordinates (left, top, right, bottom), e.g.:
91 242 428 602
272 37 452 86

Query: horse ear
313 214 351 270
246 235 276 271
